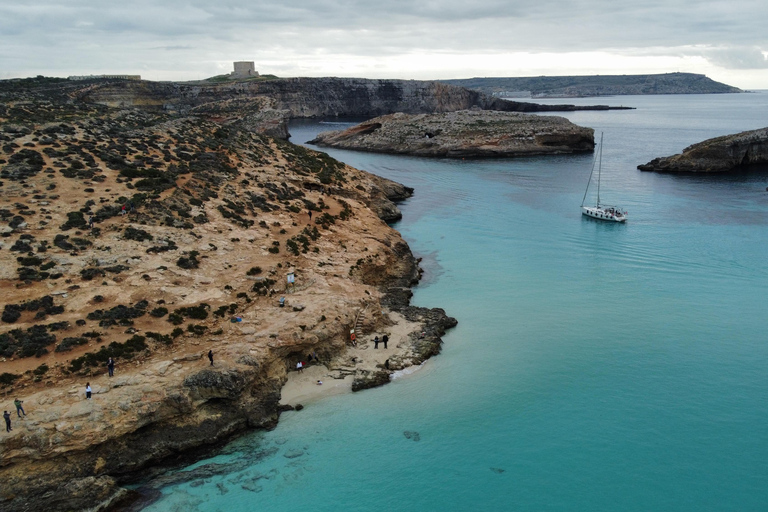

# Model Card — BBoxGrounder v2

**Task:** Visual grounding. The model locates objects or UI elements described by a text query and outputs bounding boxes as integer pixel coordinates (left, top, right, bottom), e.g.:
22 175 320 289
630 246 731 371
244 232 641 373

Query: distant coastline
439 72 742 98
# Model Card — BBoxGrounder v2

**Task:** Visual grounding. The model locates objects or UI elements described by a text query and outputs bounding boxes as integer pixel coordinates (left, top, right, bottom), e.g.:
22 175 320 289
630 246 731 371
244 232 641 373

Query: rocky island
0 77 457 511
638 127 768 173
308 110 595 158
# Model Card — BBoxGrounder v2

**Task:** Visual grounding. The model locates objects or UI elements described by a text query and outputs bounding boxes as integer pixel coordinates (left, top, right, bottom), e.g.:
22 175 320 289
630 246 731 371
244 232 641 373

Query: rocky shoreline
309 110 595 158
0 78 456 512
637 127 768 173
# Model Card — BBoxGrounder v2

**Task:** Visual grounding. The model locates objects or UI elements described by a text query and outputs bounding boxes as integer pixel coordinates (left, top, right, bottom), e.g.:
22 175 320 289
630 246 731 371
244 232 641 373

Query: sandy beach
279 311 425 406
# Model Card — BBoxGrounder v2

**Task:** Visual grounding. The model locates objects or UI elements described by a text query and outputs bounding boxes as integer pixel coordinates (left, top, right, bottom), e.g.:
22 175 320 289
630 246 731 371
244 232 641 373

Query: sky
1 0 767 89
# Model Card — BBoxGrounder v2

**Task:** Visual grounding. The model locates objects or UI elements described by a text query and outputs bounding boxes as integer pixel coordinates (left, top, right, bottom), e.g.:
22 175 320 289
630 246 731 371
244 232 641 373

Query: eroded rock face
309 110 595 158
638 127 768 173
76 78 626 139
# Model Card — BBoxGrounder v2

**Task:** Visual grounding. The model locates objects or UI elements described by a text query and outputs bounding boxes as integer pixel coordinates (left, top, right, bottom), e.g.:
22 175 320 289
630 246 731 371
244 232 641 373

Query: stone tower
231 61 259 79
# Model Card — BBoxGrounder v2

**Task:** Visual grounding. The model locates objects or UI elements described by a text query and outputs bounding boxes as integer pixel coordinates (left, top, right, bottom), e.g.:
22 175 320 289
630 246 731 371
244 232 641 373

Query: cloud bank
1 0 766 88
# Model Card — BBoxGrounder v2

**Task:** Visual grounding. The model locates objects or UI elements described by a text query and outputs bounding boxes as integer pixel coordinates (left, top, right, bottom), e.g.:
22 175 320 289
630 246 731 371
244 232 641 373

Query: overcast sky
1 0 766 88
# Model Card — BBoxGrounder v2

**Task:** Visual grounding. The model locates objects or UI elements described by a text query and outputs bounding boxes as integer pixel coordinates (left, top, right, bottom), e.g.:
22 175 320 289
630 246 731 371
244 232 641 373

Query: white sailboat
581 133 627 222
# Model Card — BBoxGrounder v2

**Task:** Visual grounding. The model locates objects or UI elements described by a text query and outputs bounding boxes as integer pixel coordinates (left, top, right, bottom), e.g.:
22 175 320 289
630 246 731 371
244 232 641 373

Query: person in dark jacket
107 358 115 377
4 410 12 432
208 350 214 366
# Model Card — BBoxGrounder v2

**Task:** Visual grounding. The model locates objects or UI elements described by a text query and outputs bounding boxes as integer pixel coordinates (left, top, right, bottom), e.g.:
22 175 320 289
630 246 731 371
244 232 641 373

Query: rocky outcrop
638 127 768 173
309 110 594 158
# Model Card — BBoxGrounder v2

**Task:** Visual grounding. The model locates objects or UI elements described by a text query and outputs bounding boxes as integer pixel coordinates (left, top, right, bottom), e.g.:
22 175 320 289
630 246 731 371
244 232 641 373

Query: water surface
143 92 768 511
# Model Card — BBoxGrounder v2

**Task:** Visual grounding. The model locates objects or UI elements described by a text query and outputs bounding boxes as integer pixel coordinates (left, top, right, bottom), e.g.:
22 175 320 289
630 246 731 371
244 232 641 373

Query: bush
55 336 88 352
124 226 153 242
0 373 20 387
150 307 168 318
174 304 209 320
176 250 200 269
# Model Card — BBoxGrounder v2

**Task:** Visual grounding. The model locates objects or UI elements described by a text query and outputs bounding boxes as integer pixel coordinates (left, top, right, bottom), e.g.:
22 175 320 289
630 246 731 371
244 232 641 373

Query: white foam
390 362 425 380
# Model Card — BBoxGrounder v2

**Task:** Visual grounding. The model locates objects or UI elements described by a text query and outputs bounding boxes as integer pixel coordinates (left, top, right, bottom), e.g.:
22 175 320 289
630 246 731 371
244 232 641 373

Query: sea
139 92 768 511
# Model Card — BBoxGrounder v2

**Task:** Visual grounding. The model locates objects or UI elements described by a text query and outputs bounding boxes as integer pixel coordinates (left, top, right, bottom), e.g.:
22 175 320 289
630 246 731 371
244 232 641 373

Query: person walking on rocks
208 350 214 366
14 398 25 418
85 383 92 400
107 358 115 377
373 336 379 349
382 335 388 349
3 411 11 432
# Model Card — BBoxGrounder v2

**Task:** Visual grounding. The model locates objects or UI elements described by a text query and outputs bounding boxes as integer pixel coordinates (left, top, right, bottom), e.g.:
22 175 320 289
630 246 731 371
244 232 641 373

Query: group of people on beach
373 335 389 349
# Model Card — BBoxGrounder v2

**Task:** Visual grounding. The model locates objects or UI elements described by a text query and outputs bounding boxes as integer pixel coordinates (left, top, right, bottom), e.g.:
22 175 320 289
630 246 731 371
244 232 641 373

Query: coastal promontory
0 77 456 511
308 110 595 158
638 127 768 173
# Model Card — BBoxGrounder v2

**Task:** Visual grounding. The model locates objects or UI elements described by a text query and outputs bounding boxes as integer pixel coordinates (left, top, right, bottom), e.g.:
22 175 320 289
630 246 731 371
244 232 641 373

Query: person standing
107 358 115 377
14 398 25 418
373 336 379 349
85 383 92 400
308 209 313 223
208 350 214 366
382 335 388 349
297 361 303 373
3 411 11 432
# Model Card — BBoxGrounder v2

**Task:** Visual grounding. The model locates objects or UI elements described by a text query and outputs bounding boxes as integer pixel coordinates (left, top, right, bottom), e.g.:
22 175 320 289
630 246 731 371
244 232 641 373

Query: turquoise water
142 93 768 511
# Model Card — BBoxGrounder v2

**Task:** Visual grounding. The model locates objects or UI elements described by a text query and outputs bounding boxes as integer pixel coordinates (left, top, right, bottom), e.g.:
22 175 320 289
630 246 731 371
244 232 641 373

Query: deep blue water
142 92 768 511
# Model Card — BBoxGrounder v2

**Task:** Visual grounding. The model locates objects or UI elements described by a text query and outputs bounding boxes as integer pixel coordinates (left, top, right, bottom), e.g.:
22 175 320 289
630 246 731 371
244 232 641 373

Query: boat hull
581 206 627 222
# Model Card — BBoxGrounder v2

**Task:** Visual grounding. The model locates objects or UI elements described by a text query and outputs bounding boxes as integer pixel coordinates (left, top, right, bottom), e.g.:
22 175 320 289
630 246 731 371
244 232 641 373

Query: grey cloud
705 47 768 69
1 0 767 85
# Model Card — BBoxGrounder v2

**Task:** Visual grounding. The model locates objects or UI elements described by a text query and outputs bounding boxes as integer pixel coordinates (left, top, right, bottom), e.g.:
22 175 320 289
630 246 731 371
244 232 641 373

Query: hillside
440 72 743 98
0 77 456 511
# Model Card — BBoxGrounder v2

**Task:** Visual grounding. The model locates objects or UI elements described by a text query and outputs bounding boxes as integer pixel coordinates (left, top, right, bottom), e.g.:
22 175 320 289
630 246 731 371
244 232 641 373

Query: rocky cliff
0 78 456 511
309 110 594 158
637 127 768 173
74 77 629 137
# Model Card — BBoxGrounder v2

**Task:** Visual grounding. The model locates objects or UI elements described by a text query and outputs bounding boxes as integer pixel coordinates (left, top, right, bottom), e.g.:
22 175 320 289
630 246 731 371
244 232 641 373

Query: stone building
230 62 259 79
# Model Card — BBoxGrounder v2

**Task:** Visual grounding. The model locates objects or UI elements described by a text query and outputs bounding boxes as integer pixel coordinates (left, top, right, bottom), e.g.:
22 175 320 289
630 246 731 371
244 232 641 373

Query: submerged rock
638 127 768 173
403 430 421 441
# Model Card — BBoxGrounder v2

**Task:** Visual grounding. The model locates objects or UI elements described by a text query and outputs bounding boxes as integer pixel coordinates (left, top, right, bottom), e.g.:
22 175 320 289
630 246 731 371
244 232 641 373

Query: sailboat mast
581 133 603 206
596 133 603 207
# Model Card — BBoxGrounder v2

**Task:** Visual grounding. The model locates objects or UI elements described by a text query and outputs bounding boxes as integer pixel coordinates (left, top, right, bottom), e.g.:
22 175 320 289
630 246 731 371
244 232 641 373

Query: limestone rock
309 110 594 158
638 127 768 173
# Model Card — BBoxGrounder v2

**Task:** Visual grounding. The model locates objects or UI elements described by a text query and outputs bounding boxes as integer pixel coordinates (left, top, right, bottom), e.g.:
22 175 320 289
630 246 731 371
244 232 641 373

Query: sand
279 311 424 406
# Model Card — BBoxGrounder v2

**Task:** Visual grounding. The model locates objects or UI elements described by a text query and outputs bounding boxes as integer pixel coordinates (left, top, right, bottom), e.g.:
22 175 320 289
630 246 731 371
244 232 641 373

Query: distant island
439 72 743 98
